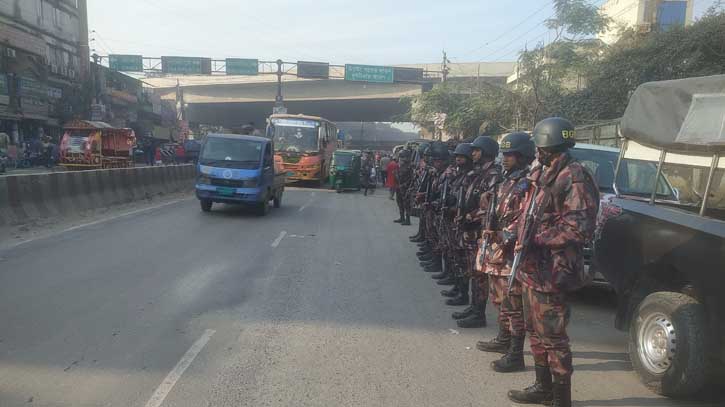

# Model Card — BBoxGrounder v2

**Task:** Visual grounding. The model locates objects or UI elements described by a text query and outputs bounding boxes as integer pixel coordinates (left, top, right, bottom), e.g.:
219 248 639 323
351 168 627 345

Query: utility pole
441 50 450 83
273 59 287 114
77 0 91 82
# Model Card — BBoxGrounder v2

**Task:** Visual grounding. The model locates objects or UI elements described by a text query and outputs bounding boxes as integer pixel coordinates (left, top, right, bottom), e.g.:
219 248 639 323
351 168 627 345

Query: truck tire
273 191 282 208
629 291 707 397
200 199 212 212
256 196 270 216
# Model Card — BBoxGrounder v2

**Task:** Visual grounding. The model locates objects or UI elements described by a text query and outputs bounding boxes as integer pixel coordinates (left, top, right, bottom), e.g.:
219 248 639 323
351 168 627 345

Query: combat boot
410 236 425 243
451 305 475 320
393 218 403 223
491 335 525 373
431 270 447 279
551 376 571 407
418 252 434 261
401 215 411 225
445 290 469 306
436 276 456 285
456 302 487 327
508 365 553 405
424 258 442 273
476 321 511 353
440 287 459 297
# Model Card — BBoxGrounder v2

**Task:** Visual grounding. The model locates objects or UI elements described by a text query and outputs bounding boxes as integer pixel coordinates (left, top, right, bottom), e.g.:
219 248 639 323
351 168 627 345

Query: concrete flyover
143 62 517 127
149 76 423 127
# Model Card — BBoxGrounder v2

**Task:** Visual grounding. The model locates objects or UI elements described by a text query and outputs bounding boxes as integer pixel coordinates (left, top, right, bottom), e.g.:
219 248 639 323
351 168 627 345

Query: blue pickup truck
195 134 285 216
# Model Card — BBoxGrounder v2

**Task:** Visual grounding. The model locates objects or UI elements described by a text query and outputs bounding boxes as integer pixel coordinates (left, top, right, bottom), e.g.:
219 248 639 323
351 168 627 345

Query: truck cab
195 134 285 216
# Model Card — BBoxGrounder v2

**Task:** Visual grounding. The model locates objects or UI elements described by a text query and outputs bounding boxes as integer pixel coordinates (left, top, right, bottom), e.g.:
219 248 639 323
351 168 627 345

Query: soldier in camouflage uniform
475 132 535 374
416 142 450 274
361 151 375 196
508 118 599 407
451 136 502 327
435 145 469 302
430 160 459 286
410 144 431 243
395 149 414 226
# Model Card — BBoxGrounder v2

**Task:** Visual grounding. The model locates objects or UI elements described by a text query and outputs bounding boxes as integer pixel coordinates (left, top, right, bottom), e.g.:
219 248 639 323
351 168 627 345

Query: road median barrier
0 165 195 227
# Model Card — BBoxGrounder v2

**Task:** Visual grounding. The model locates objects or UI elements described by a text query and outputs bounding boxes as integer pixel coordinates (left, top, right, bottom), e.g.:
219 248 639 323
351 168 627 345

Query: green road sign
109 54 144 72
344 64 394 83
226 58 258 75
161 56 212 75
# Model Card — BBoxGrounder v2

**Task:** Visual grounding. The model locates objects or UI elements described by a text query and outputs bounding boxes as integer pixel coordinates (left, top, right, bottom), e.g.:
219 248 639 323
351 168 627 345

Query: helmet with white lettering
532 117 576 148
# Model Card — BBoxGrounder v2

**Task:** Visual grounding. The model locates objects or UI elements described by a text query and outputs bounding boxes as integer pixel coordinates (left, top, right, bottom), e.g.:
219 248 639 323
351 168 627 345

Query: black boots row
394 212 411 225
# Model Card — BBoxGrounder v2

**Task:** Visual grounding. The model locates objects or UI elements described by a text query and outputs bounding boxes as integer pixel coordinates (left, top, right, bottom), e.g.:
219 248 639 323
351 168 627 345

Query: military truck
594 75 725 397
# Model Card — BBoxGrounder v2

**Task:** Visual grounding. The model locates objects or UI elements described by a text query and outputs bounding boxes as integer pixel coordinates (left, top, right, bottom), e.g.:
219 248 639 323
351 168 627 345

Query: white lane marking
298 192 316 212
3 198 192 251
271 231 287 248
145 329 215 407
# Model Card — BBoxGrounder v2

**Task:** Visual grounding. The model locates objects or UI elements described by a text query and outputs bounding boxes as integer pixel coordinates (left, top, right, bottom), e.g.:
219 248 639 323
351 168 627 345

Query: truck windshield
273 126 318 153
200 137 262 168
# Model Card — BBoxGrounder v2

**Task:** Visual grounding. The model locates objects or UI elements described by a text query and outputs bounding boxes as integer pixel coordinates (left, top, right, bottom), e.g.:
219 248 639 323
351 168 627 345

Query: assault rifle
508 172 543 294
478 184 498 267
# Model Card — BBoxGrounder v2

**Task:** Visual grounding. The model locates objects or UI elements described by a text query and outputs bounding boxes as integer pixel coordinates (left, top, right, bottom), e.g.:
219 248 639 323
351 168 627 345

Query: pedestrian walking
507 117 599 407
380 154 391 185
361 151 375 196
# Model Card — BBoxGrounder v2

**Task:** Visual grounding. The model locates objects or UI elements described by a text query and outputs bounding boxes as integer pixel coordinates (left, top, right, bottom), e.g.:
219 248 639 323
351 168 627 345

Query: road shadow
576 396 724 406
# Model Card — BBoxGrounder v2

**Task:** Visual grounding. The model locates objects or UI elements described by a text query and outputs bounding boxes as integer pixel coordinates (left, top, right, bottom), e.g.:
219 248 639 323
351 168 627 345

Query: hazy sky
88 0 719 65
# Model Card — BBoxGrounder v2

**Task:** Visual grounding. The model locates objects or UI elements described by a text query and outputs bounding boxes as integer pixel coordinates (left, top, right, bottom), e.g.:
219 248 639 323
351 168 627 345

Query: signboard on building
0 75 9 105
226 58 258 75
109 54 144 72
393 67 424 83
48 86 63 100
297 61 330 79
161 56 212 75
344 64 394 83
0 24 47 57
18 76 48 116
90 103 106 121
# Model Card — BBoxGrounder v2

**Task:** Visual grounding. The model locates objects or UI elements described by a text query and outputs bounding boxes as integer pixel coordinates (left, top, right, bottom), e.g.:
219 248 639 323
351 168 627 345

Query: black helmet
419 142 431 156
453 143 473 159
471 135 499 157
398 149 411 159
500 132 535 159
429 141 449 160
532 117 576 148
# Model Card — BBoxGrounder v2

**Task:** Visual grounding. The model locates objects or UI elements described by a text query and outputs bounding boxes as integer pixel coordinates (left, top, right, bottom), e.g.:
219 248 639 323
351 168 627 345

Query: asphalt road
0 188 718 406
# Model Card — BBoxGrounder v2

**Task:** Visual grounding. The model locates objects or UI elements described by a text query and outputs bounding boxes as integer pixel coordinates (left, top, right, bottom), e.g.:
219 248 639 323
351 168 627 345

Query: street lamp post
273 59 287 114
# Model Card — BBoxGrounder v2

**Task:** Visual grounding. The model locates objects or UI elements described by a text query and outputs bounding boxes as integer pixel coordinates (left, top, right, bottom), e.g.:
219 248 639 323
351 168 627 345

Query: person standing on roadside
361 151 375 196
380 154 391 187
508 118 599 407
386 155 398 201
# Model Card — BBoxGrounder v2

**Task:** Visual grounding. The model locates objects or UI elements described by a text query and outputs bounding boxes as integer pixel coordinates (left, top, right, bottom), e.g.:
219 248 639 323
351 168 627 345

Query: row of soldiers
391 117 600 407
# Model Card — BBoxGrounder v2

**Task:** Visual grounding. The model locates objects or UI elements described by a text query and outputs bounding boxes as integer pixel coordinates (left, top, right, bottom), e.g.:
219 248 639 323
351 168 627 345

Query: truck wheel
273 191 282 208
629 291 707 397
200 199 213 212
256 197 270 216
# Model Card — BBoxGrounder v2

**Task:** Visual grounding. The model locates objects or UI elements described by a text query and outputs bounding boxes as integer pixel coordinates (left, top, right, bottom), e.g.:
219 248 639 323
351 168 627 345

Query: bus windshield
270 118 321 153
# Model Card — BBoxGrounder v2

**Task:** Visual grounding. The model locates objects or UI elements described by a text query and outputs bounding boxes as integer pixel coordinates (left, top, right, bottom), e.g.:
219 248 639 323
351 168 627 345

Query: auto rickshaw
329 149 362 192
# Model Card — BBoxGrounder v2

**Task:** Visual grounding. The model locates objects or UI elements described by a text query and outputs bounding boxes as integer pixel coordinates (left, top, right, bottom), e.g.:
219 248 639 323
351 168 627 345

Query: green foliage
546 0 611 40
402 8 725 134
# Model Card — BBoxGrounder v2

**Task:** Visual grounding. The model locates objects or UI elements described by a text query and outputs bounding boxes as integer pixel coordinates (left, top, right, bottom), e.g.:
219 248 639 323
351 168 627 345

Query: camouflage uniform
516 153 599 378
396 159 414 217
467 161 502 306
479 168 530 338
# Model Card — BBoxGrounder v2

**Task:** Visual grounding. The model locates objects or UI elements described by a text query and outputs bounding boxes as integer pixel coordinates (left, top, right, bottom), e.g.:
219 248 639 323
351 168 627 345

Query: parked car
569 143 679 287
594 75 725 397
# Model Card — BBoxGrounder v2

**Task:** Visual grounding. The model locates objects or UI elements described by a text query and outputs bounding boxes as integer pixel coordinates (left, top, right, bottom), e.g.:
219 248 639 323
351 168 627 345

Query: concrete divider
0 164 195 227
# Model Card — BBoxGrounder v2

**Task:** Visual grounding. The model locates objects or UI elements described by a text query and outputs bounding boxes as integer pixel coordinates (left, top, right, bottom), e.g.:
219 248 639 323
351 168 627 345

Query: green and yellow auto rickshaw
329 149 362 192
